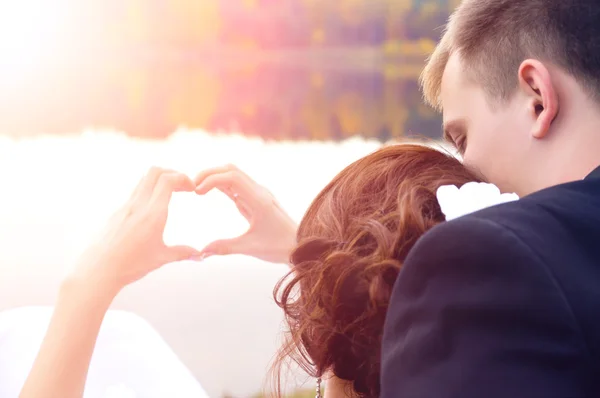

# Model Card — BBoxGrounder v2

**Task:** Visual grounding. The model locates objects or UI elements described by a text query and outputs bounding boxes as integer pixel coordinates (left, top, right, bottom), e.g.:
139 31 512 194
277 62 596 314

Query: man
381 0 600 397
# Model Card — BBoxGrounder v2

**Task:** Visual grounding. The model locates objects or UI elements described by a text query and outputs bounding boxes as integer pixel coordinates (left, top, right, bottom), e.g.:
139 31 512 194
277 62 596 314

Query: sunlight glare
0 0 67 78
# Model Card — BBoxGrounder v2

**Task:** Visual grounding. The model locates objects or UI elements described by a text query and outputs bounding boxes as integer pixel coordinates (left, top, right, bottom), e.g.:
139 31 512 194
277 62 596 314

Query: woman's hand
20 168 202 398
72 167 202 294
194 164 298 264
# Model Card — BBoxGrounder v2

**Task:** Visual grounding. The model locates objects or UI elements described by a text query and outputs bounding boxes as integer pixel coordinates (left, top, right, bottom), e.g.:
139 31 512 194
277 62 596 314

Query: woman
194 145 483 397
19 144 483 398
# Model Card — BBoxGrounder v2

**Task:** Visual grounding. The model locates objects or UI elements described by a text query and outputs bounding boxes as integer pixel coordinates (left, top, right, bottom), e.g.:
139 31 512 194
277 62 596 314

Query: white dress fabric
0 306 209 398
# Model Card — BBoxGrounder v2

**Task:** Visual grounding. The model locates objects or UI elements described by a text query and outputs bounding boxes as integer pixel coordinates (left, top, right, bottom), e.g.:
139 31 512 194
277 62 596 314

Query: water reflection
1 59 442 141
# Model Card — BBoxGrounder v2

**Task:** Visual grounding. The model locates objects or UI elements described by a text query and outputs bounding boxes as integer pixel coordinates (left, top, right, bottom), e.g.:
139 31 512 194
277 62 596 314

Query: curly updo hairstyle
271 144 482 397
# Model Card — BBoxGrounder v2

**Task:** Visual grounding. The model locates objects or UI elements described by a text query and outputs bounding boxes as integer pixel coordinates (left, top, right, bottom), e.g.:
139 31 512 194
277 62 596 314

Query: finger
128 167 177 208
149 172 196 210
195 164 255 198
162 245 202 264
193 164 237 186
199 235 251 258
195 172 258 205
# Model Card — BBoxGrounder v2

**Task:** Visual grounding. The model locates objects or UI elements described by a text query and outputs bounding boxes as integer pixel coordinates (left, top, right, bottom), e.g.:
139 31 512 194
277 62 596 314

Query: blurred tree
405 1 446 42
449 0 462 10
123 67 148 114
381 78 409 138
337 0 365 27
300 73 332 140
124 0 150 44
68 0 457 51
169 0 221 46
242 0 258 8
382 0 413 55
334 92 365 137
167 68 220 129
301 0 331 46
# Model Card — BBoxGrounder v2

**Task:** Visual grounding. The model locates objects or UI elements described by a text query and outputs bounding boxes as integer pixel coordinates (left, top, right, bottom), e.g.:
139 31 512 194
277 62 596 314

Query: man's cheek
462 149 495 181
461 151 482 172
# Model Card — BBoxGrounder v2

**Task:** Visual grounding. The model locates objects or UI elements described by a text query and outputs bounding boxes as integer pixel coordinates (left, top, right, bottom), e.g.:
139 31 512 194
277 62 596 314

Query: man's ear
517 59 559 139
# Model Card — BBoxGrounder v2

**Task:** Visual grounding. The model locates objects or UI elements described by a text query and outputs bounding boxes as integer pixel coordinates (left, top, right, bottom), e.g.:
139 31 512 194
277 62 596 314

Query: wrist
61 266 122 305
279 219 298 264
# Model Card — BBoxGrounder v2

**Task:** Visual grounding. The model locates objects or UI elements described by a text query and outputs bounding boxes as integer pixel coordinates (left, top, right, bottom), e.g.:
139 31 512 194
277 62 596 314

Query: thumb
200 236 249 259
165 245 202 263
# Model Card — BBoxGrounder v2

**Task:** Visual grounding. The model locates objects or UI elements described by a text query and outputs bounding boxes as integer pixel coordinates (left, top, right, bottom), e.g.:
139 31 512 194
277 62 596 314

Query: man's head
422 0 600 195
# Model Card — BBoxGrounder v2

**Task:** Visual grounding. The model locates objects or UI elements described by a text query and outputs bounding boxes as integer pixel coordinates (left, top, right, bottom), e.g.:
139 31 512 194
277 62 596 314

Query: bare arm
19 273 116 398
19 168 201 398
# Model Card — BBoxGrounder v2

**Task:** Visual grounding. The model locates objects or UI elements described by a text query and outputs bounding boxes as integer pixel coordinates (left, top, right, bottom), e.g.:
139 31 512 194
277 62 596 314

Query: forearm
19 271 118 398
270 208 298 265
281 220 298 266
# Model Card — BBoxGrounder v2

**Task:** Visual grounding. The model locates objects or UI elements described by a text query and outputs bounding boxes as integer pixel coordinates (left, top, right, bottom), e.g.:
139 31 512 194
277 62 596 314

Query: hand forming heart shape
189 164 298 264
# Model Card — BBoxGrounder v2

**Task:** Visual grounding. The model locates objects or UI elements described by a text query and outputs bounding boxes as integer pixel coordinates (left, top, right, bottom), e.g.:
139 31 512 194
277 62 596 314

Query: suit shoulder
469 178 600 227
469 194 542 227
408 214 534 268
410 179 600 268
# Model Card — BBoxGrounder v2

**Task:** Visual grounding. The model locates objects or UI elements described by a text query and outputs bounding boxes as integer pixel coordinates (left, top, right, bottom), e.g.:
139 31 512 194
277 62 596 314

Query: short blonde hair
420 0 600 110
420 25 452 111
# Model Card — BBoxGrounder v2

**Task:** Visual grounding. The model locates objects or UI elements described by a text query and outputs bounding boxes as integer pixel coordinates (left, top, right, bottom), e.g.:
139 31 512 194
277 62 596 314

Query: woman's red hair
271 144 482 397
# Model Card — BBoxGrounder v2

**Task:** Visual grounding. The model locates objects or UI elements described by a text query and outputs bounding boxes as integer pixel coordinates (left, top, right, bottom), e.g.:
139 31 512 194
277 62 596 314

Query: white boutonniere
436 182 519 221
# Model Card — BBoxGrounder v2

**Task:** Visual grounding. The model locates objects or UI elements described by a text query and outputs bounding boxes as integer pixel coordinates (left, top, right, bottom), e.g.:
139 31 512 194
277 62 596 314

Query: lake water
1 57 442 141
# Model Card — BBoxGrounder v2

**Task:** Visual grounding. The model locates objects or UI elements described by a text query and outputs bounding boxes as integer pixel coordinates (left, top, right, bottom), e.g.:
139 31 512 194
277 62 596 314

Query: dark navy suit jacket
381 167 600 398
